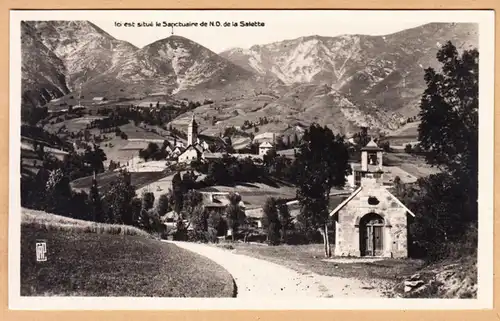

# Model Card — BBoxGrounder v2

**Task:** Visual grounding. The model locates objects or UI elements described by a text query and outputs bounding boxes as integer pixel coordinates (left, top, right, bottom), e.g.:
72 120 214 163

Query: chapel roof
329 185 416 217
361 139 383 152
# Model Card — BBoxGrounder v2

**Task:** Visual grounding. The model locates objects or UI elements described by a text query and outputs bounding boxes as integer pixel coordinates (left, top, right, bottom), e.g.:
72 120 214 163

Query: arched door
359 213 384 256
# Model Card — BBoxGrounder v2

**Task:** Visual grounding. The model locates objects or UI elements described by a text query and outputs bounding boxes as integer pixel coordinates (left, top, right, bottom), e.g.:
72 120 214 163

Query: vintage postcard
8 9 495 310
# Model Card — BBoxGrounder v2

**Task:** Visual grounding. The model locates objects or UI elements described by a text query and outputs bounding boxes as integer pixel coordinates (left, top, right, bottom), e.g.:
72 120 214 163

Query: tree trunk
319 227 328 258
325 223 331 257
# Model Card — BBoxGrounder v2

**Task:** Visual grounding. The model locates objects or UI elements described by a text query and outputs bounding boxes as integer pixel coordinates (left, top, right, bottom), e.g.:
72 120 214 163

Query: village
21 100 426 255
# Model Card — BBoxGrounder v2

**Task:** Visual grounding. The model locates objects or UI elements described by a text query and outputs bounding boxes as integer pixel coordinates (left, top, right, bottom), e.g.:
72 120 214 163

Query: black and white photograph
9 10 494 310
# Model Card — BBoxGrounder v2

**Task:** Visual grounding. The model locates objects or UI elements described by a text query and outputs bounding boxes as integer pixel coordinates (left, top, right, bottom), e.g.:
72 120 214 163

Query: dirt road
167 241 384 298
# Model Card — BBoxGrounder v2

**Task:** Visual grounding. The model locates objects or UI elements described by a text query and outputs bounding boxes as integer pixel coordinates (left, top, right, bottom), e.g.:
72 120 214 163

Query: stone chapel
329 139 415 258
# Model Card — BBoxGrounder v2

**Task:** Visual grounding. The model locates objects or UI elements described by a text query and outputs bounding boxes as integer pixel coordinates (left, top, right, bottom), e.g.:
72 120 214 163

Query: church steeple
187 113 198 146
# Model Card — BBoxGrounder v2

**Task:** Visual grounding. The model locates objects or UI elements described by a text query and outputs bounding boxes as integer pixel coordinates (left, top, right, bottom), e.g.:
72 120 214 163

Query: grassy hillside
71 170 168 194
21 209 235 297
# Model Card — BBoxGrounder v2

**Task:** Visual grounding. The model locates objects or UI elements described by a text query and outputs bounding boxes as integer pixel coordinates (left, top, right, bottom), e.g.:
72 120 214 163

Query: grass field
71 170 168 195
384 152 441 178
120 123 166 141
21 209 235 297
200 181 297 209
222 243 424 285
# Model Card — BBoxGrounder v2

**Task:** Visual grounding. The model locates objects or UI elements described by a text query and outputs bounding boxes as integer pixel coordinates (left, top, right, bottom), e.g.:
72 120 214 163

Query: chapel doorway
359 213 384 256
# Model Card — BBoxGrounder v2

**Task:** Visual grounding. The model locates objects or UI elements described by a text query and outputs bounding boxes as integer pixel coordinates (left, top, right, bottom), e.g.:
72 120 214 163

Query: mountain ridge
21 21 478 134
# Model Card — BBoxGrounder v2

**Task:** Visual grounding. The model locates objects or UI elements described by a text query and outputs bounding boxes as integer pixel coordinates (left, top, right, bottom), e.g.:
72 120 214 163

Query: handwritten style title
114 21 265 28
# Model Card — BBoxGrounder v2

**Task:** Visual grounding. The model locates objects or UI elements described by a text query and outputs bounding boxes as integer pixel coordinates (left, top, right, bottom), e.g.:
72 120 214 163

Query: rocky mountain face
83 35 264 100
22 21 478 133
21 22 70 107
22 21 261 106
221 23 478 122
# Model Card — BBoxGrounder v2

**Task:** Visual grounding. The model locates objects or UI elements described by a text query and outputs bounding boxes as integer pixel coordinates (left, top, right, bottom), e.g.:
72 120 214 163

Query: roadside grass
21 210 235 297
220 243 424 284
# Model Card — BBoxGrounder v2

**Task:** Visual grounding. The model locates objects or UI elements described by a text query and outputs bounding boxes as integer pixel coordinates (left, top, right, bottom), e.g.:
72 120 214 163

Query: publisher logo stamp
36 240 47 262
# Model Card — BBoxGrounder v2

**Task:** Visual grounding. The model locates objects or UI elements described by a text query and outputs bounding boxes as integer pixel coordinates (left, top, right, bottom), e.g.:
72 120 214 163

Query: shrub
173 220 188 241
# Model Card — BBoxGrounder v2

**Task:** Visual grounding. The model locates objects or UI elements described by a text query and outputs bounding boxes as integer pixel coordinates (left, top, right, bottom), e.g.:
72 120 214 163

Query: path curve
166 241 384 298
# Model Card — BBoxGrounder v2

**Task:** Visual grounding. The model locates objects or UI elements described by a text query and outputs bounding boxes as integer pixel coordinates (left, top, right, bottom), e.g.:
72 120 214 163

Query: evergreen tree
277 201 293 243
225 192 246 241
262 197 281 245
171 171 183 213
88 175 104 222
156 193 170 217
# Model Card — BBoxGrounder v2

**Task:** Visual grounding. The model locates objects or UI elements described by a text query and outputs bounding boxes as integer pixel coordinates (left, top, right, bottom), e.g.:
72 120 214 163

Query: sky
85 10 478 53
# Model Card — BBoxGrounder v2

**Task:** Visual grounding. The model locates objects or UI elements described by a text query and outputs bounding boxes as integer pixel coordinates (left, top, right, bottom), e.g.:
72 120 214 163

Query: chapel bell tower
354 139 384 186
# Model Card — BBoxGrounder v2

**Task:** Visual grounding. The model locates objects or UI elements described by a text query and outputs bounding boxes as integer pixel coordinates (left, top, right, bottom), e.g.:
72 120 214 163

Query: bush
187 229 208 243
285 230 314 245
173 220 188 241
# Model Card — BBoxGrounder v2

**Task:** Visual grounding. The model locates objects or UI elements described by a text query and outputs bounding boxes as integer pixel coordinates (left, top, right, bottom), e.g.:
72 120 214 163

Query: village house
92 97 107 104
178 144 204 163
259 141 273 156
171 146 185 158
329 140 415 258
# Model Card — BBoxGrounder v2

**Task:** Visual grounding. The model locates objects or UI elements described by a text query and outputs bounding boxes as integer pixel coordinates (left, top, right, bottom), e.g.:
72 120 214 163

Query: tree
83 144 107 174
262 197 281 245
138 191 155 231
207 211 228 236
88 175 104 222
419 41 478 173
392 42 479 261
225 192 246 241
105 170 136 224
182 190 203 219
44 168 73 216
380 141 391 152
156 193 170 216
353 126 370 149
171 171 183 213
295 124 351 257
139 142 161 161
277 201 293 243
418 41 478 224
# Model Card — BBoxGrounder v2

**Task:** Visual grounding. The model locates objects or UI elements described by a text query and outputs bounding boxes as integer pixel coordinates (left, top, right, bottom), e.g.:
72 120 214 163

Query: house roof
203 152 225 159
329 186 416 217
259 141 273 148
121 141 149 150
178 144 203 158
163 211 180 220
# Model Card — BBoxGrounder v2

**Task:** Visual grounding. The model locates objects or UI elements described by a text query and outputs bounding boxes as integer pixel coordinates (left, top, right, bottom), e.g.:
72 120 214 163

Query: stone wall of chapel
334 187 408 258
